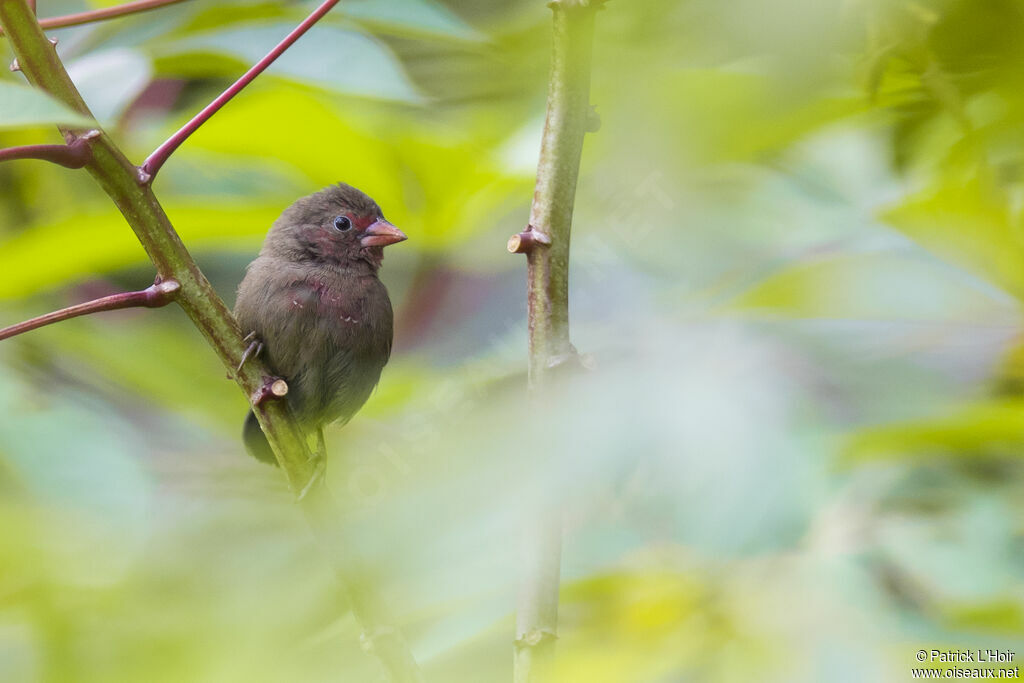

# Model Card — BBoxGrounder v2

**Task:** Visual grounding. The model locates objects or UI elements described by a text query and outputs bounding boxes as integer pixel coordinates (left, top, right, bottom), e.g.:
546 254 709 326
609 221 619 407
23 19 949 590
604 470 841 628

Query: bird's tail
243 411 278 465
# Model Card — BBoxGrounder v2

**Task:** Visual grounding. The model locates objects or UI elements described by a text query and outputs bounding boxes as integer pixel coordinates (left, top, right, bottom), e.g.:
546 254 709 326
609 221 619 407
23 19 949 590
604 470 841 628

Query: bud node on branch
252 378 289 406
514 628 558 649
507 226 552 254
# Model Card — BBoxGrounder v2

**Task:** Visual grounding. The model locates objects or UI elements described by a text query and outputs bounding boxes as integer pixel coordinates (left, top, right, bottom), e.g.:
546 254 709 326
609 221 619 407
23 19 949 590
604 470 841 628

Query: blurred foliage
1 0 1024 681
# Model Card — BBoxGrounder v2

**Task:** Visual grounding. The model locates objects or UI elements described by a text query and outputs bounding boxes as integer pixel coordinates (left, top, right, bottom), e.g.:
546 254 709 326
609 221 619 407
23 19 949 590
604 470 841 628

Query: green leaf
881 173 1024 301
0 81 95 130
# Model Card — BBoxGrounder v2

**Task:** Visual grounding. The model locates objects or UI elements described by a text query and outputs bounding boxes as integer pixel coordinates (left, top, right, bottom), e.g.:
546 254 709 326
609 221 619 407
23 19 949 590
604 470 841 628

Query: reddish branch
0 0 189 35
0 136 94 169
0 279 180 342
138 0 341 183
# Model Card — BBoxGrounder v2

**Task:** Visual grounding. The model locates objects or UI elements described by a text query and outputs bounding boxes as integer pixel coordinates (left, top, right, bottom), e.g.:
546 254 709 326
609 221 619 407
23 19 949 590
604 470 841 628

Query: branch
510 1 601 681
0 2 423 680
0 0 189 36
0 280 179 342
138 0 341 183
0 134 95 169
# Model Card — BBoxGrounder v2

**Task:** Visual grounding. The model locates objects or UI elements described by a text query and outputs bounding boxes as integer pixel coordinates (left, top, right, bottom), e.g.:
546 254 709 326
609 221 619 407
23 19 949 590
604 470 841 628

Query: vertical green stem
525 1 595 387
515 1 599 681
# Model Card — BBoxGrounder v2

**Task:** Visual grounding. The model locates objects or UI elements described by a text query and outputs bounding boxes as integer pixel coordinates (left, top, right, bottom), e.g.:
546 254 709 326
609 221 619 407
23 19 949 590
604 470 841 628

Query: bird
234 182 407 464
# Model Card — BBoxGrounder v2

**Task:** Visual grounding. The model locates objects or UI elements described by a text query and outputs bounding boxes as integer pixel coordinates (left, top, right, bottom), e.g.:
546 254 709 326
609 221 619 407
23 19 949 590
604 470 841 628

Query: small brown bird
235 183 406 463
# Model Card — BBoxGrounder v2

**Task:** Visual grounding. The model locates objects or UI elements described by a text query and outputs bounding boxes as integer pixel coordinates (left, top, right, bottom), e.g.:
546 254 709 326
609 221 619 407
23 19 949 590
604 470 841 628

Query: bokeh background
2 0 1024 680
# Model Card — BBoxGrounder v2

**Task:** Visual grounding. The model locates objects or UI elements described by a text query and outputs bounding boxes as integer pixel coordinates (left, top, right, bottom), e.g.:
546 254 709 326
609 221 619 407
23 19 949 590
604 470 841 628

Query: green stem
525 0 596 385
0 2 421 680
514 1 599 681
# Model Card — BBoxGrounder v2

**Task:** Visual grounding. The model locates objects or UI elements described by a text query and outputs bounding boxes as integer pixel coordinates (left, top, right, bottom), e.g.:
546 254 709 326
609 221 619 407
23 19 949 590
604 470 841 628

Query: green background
1 0 1022 680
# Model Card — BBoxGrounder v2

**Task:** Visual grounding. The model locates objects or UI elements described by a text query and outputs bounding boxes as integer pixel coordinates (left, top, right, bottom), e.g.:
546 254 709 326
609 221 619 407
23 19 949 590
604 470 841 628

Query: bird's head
264 183 406 271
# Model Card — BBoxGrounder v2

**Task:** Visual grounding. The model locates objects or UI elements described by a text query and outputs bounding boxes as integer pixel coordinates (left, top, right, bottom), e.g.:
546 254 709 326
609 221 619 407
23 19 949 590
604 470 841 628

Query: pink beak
361 220 407 248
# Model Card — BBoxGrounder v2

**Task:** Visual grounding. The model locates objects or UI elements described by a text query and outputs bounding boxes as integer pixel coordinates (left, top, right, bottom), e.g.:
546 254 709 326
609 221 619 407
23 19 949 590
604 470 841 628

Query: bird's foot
237 333 264 372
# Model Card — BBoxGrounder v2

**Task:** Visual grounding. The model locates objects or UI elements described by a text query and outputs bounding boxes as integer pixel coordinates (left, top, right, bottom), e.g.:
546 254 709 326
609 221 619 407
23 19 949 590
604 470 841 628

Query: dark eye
334 216 352 231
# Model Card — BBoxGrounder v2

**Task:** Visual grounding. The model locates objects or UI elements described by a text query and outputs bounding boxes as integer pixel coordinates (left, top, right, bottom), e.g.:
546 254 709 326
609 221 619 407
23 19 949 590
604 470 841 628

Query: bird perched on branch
235 183 407 464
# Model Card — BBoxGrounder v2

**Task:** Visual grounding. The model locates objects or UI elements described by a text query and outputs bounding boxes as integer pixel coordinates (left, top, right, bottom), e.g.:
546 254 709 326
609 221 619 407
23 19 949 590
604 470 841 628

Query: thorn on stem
507 225 552 254
514 628 558 649
251 377 288 406
146 278 181 304
546 344 593 373
9 59 19 72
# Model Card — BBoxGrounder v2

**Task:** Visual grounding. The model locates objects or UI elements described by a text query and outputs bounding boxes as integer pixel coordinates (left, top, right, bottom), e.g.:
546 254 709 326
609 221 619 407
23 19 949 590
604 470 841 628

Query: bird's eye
334 216 352 232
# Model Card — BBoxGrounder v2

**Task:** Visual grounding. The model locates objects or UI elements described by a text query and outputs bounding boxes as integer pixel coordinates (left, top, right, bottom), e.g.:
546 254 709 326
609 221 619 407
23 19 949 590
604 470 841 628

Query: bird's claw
237 335 264 372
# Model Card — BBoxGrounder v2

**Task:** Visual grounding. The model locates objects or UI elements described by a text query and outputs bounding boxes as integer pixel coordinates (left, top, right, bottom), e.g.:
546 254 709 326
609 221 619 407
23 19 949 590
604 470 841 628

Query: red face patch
351 214 379 231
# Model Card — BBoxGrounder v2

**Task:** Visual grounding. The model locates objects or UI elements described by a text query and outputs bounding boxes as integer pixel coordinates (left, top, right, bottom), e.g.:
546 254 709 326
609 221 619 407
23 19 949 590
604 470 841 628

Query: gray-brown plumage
235 183 406 463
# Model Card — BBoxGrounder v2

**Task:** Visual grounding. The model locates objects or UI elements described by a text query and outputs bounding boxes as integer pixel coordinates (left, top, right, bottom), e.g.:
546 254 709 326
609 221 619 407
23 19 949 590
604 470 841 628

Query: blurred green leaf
845 399 1024 462
155 23 421 102
66 48 153 124
881 173 1024 301
0 81 94 130
340 0 483 42
729 250 1012 322
0 203 282 298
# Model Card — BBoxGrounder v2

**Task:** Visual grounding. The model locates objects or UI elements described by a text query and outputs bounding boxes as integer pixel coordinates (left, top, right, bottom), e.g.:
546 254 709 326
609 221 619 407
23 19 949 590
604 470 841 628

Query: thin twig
511 1 600 681
0 135 96 169
0 0 189 36
0 280 180 342
138 0 341 183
